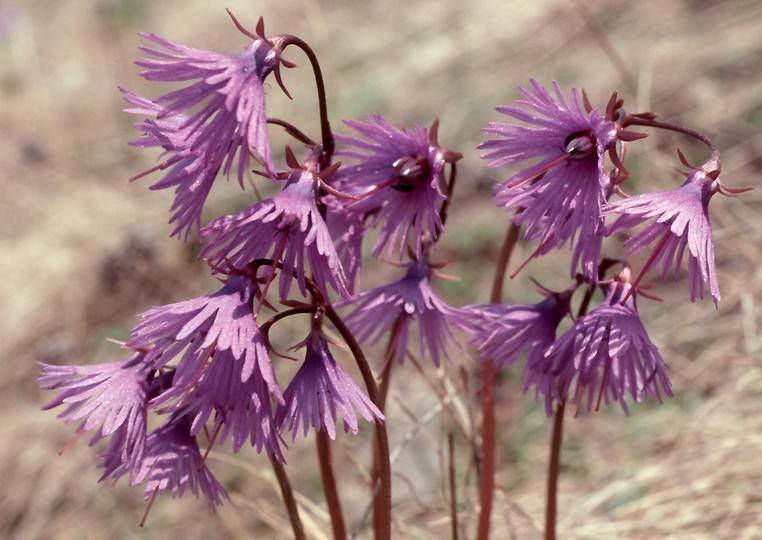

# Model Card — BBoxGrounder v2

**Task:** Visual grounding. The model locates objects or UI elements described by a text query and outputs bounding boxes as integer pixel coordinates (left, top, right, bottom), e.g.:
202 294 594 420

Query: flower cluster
38 10 745 530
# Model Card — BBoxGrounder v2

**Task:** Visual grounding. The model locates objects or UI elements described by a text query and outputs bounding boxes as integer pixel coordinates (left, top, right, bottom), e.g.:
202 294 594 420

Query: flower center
563 130 596 159
391 152 431 192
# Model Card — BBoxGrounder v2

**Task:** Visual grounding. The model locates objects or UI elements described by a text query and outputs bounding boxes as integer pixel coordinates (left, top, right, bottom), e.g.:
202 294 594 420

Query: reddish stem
324 305 392 540
273 459 306 540
476 221 521 539
316 429 347 540
545 401 566 540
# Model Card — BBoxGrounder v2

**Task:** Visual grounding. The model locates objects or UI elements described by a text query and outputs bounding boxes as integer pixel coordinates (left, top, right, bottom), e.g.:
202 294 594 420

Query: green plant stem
324 305 392 540
476 221 521 540
316 429 347 540
545 400 566 540
272 459 306 540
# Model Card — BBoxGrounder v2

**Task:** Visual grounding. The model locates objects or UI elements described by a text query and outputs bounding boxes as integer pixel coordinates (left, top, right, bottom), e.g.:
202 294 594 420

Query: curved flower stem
624 115 721 167
280 36 335 164
324 305 392 540
545 400 566 540
476 221 521 540
272 459 306 540
316 429 347 540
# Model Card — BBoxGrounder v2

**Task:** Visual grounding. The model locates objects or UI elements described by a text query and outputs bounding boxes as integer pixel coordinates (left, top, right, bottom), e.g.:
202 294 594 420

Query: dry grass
1 0 761 538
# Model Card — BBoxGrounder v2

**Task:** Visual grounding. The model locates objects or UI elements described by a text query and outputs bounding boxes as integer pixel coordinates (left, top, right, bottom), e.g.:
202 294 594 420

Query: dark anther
390 152 431 192
563 130 596 159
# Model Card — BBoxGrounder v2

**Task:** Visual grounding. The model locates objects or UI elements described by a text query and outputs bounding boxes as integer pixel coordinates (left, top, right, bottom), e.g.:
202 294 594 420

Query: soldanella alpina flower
103 414 229 508
200 148 349 302
543 269 673 415
605 165 726 306
479 80 619 280
275 329 383 441
334 115 462 260
342 260 467 367
38 352 152 474
124 17 290 238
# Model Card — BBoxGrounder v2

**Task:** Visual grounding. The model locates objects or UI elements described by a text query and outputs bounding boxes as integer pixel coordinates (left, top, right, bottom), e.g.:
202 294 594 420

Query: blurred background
1 0 761 538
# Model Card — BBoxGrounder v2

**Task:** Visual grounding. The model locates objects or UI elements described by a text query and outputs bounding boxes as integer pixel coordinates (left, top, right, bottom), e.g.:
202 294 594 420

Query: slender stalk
370 318 402 534
272 459 306 540
280 36 335 163
448 432 459 540
316 430 347 540
324 305 392 540
545 401 566 540
476 221 521 540
624 115 721 166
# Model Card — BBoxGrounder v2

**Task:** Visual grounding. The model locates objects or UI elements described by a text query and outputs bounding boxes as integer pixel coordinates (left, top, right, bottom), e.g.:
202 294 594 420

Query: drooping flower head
479 80 620 280
467 285 573 370
342 260 468 367
542 268 673 415
125 267 284 459
103 414 229 509
200 147 349 302
275 329 383 441
123 16 290 238
334 115 462 260
604 165 725 306
39 351 153 475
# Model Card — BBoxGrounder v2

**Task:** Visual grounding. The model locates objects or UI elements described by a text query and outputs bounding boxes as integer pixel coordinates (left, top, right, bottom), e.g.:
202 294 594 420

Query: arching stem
280 36 335 165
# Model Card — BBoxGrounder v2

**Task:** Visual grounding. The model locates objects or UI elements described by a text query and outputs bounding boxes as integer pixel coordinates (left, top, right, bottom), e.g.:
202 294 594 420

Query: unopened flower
334 115 461 260
342 261 467 367
543 271 672 414
275 330 383 441
124 20 288 238
604 167 723 306
201 152 349 301
479 80 619 279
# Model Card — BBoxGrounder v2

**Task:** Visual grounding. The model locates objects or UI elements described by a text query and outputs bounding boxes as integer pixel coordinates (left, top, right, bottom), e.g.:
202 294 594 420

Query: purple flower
543 273 672 415
604 168 722 306
103 415 228 508
123 21 287 238
467 288 572 371
275 331 383 441
128 271 281 400
342 261 467 367
200 158 349 301
39 352 152 472
479 80 619 279
334 115 461 260
152 355 284 462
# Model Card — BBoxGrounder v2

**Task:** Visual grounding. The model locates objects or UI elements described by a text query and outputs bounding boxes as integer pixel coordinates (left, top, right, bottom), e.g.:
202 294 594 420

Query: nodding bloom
275 330 383 441
542 269 672 415
123 18 289 238
39 352 152 475
200 149 349 302
342 261 467 367
334 115 462 260
103 414 229 509
479 80 620 280
126 269 284 460
467 286 573 406
604 166 724 306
